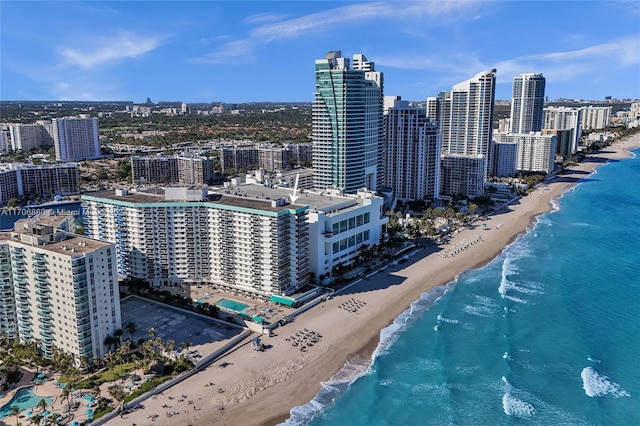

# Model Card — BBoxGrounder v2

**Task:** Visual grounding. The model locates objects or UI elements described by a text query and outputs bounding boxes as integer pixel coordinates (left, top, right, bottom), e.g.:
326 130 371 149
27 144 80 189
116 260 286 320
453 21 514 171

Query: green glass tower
312 51 383 193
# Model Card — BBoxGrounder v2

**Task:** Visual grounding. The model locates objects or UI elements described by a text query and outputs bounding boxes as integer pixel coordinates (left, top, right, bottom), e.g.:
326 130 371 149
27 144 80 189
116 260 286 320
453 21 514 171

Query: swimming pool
215 298 249 313
0 387 54 419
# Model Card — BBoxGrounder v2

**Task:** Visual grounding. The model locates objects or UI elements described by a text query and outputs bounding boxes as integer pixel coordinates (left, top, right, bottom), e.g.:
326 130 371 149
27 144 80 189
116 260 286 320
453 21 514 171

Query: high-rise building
580 106 612 130
510 73 546 134
83 187 310 296
52 116 101 161
510 73 546 133
542 128 574 158
0 213 120 363
492 140 518 178
312 51 384 193
543 106 582 154
427 69 496 196
0 163 80 205
8 121 55 151
383 96 441 202
494 132 556 173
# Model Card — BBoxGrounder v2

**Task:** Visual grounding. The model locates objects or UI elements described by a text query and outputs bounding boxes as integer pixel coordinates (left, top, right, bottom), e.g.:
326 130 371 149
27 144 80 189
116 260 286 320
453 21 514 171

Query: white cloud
196 0 488 64
58 29 165 69
491 34 640 83
243 12 290 26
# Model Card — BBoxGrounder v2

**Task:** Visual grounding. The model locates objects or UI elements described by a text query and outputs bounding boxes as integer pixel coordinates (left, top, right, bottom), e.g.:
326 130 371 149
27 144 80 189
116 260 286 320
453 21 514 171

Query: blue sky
1 1 639 103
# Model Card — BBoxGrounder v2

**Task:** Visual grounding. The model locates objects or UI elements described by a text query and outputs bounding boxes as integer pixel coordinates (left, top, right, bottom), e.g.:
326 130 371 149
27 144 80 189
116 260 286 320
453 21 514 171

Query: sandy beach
111 134 640 426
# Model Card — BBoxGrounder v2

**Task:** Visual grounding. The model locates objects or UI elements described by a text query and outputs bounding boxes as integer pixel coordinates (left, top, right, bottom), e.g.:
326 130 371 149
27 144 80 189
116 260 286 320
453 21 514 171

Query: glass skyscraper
312 51 383 193
510 73 546 134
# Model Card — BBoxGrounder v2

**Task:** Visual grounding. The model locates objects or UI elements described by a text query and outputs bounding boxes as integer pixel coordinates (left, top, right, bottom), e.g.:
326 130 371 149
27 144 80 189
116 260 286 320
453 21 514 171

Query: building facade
427 69 496 188
580 106 612 131
0 213 120 363
52 116 101 161
494 132 556 173
312 51 384 193
492 140 518 177
82 187 310 296
8 122 55 152
440 155 485 198
543 106 582 153
510 73 546 134
383 96 441 202
0 163 80 205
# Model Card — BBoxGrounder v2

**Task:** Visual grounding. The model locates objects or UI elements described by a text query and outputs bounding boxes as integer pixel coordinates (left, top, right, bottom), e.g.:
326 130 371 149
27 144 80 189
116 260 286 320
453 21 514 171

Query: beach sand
113 134 640 426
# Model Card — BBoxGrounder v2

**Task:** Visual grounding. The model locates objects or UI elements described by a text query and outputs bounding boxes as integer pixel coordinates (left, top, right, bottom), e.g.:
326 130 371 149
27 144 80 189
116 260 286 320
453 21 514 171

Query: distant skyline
1 1 639 103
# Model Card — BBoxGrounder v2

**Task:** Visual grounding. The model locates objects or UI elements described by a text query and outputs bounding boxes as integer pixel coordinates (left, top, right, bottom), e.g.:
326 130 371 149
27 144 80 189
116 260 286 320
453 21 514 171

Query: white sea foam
587 357 601 364
463 295 500 318
502 377 536 417
503 294 527 304
503 352 512 360
581 367 630 398
502 393 537 417
437 314 460 324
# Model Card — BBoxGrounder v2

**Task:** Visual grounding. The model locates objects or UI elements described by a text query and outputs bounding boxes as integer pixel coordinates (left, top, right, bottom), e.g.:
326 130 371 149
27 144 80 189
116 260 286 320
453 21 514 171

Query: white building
83 187 310 296
580 106 612 130
494 132 556 173
52 116 101 161
83 184 387 292
0 213 120 363
0 163 80 205
543 106 582 153
8 121 55 151
428 69 496 182
383 96 441 202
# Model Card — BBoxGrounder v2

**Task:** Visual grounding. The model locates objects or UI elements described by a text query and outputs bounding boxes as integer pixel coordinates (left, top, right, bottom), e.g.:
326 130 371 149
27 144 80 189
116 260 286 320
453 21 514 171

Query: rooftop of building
4 213 111 255
83 183 381 216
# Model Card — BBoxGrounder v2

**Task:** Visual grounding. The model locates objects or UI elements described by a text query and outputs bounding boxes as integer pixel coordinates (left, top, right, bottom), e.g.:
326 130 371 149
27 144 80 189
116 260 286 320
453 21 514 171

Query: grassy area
123 377 168 403
75 362 137 389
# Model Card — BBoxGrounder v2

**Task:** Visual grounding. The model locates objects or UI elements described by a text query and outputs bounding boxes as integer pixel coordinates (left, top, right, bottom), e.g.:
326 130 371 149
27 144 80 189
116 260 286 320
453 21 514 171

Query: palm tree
125 321 137 342
29 413 42 426
179 340 191 357
37 398 48 413
10 406 19 426
103 336 115 352
61 387 71 411
147 328 156 339
113 329 124 348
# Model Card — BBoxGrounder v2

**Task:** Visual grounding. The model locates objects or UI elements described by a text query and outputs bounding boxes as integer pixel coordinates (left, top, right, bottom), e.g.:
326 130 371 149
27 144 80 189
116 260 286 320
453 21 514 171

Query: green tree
125 321 137 341
10 405 19 426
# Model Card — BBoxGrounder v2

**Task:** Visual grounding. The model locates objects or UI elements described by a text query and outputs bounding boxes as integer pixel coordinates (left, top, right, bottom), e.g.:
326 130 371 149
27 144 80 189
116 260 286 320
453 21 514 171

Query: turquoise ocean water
284 148 640 426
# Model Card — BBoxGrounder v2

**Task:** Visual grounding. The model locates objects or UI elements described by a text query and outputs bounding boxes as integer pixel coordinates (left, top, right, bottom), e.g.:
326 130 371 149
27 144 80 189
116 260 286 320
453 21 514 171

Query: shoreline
114 133 640 426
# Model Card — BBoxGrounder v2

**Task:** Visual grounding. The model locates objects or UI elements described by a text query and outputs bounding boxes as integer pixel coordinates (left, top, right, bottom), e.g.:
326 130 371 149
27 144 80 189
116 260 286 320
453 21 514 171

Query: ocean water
285 148 640 426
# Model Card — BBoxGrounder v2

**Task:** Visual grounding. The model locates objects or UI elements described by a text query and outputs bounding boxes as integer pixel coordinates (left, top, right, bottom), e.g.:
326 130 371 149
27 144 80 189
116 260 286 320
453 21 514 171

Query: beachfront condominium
510 73 546 134
494 132 557 174
52 116 102 162
312 51 384 193
543 106 582 155
82 187 310 296
427 70 497 193
580 106 612 131
0 213 121 363
0 162 80 205
383 96 441 202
